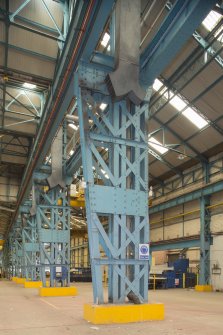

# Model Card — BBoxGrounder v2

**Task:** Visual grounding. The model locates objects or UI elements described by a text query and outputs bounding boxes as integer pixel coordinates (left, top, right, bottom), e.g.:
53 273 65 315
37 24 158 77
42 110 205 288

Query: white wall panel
183 219 200 236
164 223 182 239
211 214 223 233
150 227 163 242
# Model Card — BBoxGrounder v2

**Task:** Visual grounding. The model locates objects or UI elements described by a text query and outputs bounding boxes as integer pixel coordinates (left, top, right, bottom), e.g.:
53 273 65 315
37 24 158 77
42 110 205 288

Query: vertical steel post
75 63 150 303
199 195 211 284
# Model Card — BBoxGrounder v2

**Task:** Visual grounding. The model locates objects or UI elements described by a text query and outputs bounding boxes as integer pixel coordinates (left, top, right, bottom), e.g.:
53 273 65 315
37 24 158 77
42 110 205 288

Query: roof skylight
153 78 209 129
148 137 168 154
153 79 163 91
101 32 110 47
202 10 223 42
182 107 208 129
169 95 187 111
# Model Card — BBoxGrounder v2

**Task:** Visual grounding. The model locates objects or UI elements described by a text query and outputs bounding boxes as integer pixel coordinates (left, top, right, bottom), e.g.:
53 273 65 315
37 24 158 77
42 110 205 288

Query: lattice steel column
2 238 12 278
22 214 40 281
36 186 70 287
199 195 211 285
75 66 150 304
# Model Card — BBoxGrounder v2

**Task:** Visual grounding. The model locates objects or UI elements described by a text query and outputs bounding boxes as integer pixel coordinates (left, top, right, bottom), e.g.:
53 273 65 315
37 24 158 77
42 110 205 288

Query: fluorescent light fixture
101 169 106 174
202 10 223 42
148 136 168 154
182 107 208 129
99 103 107 111
23 82 36 89
69 149 74 155
68 123 78 131
101 32 110 47
104 174 109 179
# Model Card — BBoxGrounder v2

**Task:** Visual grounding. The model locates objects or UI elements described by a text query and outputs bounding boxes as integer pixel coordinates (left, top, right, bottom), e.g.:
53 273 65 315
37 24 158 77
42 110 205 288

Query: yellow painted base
39 287 78 297
24 281 42 288
16 278 26 284
11 277 18 282
84 303 164 324
195 285 213 292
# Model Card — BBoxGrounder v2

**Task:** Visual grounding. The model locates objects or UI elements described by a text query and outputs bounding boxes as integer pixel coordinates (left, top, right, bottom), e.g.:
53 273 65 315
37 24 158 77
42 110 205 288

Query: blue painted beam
140 0 216 87
150 180 223 214
150 238 200 252
7 1 115 237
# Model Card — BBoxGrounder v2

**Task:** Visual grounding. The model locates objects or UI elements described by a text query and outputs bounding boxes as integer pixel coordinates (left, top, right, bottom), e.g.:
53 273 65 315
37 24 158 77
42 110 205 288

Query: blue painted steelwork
150 180 223 214
166 2 223 70
150 239 200 252
140 0 216 87
40 0 65 40
9 2 115 235
199 196 211 285
9 0 31 22
36 186 70 287
22 215 40 281
76 63 150 303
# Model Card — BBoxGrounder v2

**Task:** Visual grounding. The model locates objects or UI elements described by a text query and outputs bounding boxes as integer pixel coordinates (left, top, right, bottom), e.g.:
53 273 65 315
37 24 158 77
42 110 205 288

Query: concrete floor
0 280 223 335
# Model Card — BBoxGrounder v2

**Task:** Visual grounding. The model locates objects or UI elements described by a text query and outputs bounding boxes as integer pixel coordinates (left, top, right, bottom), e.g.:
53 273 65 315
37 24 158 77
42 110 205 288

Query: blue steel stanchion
22 214 40 281
75 65 151 304
199 195 211 285
36 186 70 287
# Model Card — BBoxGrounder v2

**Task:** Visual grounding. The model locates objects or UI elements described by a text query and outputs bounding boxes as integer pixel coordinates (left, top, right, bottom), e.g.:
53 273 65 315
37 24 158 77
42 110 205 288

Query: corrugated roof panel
9 25 58 58
0 22 5 40
188 127 223 153
181 63 223 104
167 115 198 140
164 150 191 168
0 45 4 66
194 80 223 121
152 102 178 123
8 49 55 79
150 161 170 177
162 39 198 79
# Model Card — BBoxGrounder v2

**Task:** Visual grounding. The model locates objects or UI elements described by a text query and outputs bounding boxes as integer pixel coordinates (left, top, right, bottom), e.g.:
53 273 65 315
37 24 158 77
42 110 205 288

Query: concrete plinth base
84 303 164 324
195 285 213 292
16 278 26 284
24 281 42 288
39 287 78 297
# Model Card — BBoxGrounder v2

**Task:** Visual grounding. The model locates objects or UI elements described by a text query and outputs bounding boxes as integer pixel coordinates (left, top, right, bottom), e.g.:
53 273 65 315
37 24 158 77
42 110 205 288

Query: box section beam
150 181 223 214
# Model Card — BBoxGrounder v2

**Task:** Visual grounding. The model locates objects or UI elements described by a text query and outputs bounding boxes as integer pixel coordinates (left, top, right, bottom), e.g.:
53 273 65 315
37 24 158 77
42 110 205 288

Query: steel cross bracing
21 215 40 281
199 195 211 285
36 186 70 287
76 64 150 304
5 0 215 240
